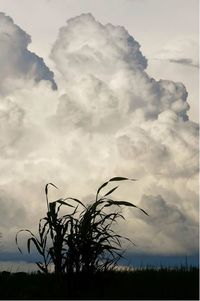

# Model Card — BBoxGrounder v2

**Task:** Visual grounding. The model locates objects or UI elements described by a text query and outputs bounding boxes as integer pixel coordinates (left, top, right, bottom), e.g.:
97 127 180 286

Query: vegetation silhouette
0 178 197 299
16 177 148 276
0 267 198 299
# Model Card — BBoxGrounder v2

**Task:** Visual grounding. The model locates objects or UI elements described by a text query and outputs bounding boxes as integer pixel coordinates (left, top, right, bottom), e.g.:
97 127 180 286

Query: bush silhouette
16 177 148 275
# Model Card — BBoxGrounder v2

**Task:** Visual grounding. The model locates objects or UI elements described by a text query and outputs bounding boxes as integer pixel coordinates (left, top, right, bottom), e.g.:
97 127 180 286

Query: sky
0 0 199 269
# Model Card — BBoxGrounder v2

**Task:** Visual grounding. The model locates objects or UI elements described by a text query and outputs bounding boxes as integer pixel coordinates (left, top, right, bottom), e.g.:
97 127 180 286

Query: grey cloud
135 194 199 254
0 12 57 94
0 190 27 228
154 36 199 71
169 58 199 68
153 58 199 69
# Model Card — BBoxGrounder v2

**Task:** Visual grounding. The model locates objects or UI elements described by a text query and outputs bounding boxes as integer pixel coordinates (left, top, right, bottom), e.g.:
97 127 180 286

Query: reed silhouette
16 177 148 276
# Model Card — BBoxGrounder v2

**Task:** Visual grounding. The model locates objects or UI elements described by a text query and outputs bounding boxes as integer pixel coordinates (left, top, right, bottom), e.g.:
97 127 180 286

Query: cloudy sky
0 0 199 269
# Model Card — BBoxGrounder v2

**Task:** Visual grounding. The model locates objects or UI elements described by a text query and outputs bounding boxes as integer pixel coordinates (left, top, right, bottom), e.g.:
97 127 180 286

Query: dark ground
0 267 199 300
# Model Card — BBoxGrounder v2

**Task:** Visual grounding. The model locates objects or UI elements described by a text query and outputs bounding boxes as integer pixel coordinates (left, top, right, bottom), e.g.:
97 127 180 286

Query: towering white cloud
0 13 198 257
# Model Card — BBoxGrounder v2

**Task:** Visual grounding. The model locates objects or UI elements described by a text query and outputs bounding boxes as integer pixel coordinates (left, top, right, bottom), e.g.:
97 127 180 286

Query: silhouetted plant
16 177 148 275
16 183 83 274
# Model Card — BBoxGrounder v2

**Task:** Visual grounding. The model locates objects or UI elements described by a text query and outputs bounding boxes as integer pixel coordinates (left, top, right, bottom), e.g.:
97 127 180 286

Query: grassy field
0 267 198 299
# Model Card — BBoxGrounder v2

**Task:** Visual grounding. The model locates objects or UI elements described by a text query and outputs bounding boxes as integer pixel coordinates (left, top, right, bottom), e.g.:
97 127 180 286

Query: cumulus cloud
0 12 57 95
126 194 198 254
51 14 147 78
0 13 198 257
0 98 24 153
51 14 190 124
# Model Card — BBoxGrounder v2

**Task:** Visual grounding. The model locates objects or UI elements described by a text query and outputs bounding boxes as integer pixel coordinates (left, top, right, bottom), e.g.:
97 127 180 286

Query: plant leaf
27 237 43 255
15 229 37 253
63 197 86 208
103 186 119 198
36 262 48 273
96 177 137 201
45 183 58 196
105 200 148 215
54 199 75 208
109 177 132 181
96 181 109 201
